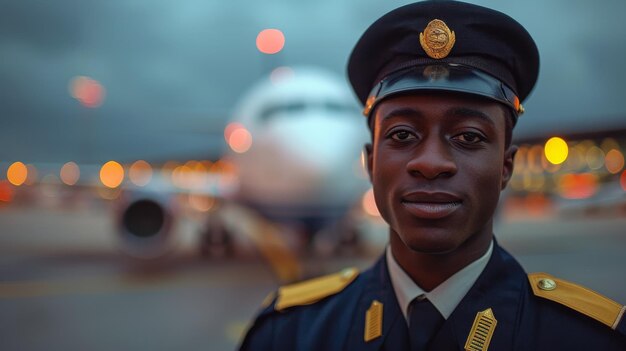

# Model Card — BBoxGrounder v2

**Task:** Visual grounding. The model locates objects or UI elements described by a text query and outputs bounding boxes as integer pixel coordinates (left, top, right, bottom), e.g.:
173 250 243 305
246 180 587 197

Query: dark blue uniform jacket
240 242 626 350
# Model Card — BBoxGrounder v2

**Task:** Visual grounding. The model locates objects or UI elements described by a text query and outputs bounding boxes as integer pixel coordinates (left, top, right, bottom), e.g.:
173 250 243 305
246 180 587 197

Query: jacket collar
346 240 528 350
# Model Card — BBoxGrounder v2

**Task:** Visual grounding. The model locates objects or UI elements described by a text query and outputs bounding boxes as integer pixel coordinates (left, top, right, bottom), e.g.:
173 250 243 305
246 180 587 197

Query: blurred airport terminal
1 1 626 350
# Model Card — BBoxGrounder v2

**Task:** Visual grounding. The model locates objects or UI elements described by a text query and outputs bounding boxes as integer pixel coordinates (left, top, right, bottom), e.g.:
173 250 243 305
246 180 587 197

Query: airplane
113 66 373 277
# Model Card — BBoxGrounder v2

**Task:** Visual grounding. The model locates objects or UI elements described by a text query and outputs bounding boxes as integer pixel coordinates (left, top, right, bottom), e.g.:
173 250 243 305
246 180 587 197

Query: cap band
363 63 522 123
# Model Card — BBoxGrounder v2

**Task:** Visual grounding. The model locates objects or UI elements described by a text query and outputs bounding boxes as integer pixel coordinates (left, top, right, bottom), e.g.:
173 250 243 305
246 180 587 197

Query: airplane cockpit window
259 101 356 122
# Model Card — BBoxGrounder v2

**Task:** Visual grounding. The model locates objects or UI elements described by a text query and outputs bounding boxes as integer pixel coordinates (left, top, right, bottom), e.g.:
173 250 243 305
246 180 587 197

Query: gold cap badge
419 19 456 59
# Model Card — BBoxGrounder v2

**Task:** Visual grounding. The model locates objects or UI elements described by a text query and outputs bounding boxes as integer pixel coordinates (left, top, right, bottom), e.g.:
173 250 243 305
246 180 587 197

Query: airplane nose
271 115 367 173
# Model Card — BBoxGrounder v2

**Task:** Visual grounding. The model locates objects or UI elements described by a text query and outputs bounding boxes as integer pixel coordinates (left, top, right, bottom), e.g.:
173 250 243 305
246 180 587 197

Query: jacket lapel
344 255 409 351
429 241 527 351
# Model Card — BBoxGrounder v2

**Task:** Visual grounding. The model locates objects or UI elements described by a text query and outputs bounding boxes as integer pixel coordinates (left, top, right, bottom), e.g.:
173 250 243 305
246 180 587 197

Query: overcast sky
1 0 625 164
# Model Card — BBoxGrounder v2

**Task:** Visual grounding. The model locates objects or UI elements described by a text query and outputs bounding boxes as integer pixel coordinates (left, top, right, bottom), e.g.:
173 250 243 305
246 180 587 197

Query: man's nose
405 136 458 179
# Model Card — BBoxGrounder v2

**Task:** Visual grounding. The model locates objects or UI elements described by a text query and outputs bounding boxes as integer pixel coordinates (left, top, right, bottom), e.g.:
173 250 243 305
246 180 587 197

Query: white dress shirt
386 240 494 320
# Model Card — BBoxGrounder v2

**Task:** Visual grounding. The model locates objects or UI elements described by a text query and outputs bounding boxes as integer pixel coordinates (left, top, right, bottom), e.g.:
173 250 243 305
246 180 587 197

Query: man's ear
501 145 518 190
365 143 373 182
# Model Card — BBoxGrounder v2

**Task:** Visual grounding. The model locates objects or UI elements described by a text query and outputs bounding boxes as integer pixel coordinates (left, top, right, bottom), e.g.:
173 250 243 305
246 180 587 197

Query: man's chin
399 233 461 255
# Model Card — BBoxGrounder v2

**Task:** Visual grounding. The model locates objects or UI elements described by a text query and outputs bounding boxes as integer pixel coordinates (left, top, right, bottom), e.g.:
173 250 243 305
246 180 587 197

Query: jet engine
116 192 176 259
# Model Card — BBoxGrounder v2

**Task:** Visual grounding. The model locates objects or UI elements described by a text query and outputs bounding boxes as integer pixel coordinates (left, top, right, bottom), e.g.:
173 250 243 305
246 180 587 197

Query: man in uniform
239 1 626 350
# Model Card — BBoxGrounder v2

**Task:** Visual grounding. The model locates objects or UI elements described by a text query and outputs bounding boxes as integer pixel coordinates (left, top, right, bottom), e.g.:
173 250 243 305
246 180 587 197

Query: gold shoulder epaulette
275 267 359 311
528 272 626 330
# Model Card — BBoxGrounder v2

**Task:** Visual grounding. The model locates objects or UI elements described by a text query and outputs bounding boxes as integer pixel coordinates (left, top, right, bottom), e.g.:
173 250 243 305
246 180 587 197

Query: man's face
366 92 515 255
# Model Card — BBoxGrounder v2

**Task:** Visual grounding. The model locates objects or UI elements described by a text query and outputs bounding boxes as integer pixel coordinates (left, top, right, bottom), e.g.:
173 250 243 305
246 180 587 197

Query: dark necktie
408 295 445 351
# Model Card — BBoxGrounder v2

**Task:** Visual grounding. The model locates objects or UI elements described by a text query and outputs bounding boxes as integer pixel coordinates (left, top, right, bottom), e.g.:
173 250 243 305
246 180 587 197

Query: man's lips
400 191 462 219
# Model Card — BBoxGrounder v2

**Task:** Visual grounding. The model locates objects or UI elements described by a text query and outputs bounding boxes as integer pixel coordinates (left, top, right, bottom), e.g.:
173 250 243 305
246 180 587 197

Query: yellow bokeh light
544 137 568 165
605 149 625 174
60 162 80 186
129 160 152 186
7 162 28 186
100 161 125 188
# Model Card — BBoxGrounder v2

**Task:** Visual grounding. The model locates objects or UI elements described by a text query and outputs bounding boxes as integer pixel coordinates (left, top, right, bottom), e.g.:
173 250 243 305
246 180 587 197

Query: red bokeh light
0 180 14 203
70 76 105 108
256 29 285 54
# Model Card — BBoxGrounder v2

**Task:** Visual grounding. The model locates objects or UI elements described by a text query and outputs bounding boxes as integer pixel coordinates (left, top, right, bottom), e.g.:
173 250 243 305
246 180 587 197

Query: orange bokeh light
60 162 80 186
100 161 124 188
129 160 152 186
188 194 215 212
70 76 105 108
228 126 253 154
7 162 28 186
621 170 626 191
605 149 624 174
256 29 285 54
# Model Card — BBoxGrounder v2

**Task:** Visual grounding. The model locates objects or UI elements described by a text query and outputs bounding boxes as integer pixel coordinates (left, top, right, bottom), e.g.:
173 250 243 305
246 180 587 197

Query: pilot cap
347 0 539 125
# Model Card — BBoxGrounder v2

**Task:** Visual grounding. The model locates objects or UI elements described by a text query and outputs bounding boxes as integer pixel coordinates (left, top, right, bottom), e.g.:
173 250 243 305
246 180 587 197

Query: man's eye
390 130 416 141
454 132 485 144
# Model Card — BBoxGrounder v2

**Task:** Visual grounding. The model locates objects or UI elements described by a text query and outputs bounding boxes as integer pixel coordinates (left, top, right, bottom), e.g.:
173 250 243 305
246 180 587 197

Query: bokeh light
224 122 244 142
544 137 568 165
7 162 28 186
225 123 253 153
188 194 215 212
161 161 180 180
60 162 80 186
0 180 14 203
600 138 620 153
621 170 626 192
256 29 285 54
172 164 193 188
270 66 294 84
585 146 605 170
100 161 124 188
25 164 38 185
70 76 105 108
129 160 152 186
605 149 624 174
98 187 122 200
557 173 598 199
362 188 380 217
527 145 544 173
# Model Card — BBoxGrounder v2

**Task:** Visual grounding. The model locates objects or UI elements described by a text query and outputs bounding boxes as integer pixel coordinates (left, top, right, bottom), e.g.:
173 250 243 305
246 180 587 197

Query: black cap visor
363 63 521 124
